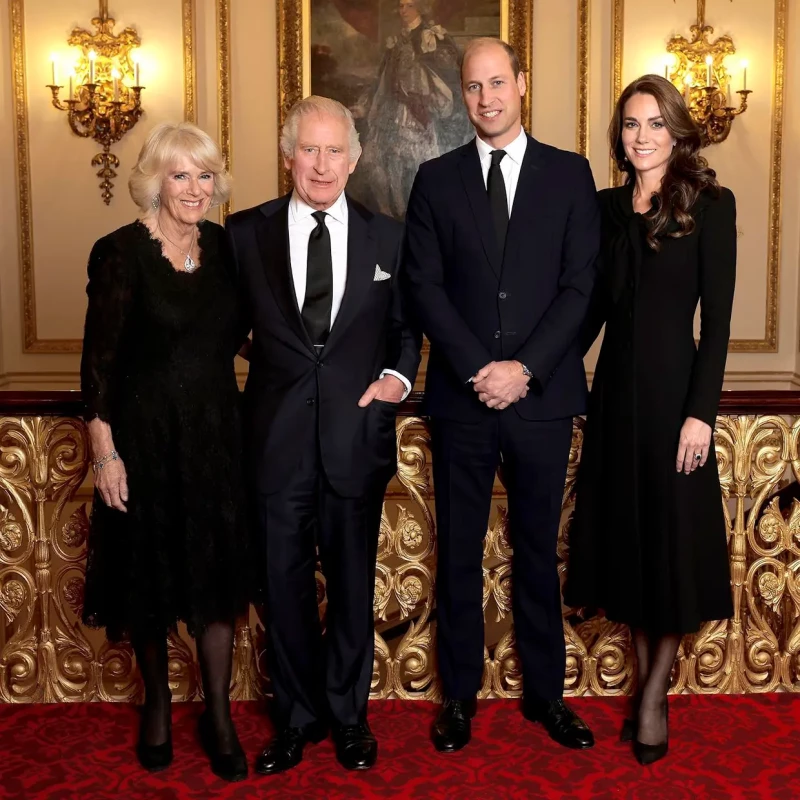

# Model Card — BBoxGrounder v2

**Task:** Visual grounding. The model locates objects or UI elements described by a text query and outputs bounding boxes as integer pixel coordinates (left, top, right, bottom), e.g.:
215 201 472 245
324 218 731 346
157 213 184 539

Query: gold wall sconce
46 1 145 204
664 0 750 146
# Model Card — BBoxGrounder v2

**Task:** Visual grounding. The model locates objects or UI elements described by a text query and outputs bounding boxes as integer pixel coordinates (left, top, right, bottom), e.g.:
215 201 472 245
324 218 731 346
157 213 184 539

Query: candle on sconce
683 73 693 103
88 50 97 84
68 70 74 100
112 69 120 102
705 55 713 87
50 54 58 85
741 60 748 91
132 53 141 86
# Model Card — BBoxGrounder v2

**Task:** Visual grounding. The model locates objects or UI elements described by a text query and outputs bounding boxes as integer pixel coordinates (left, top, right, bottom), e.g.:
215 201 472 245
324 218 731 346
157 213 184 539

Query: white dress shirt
288 191 411 398
475 126 528 215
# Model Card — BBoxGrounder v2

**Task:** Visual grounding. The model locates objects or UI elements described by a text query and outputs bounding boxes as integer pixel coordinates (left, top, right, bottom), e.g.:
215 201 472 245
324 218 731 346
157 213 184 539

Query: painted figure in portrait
311 0 501 218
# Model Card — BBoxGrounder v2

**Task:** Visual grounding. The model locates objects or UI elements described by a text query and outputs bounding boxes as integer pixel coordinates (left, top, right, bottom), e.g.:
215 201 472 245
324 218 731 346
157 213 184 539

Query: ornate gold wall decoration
10 0 198 353
3 399 800 703
609 0 624 188
216 0 232 221
183 0 197 124
609 0 785 351
576 0 590 158
46 1 146 205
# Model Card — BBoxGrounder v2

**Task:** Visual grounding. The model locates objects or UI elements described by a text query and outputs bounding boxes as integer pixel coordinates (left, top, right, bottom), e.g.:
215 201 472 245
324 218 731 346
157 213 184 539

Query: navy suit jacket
404 134 601 422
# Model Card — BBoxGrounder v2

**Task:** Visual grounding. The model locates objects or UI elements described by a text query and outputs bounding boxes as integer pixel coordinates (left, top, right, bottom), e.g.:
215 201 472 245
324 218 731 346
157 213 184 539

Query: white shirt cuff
380 369 412 400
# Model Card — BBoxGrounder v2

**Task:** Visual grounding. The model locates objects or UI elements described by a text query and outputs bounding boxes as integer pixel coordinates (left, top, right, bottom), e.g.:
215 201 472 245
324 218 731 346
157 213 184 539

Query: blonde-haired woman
80 122 248 782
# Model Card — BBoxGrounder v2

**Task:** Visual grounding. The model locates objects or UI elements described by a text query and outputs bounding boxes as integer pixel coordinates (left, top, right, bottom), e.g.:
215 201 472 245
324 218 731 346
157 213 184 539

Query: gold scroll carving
2 409 800 702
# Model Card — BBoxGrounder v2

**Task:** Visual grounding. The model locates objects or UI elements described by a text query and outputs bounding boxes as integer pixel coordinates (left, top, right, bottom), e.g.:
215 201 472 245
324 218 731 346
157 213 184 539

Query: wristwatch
520 363 533 379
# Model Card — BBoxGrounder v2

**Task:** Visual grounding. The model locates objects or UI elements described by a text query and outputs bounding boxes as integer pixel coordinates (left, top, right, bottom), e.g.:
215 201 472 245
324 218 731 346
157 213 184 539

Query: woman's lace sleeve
79 235 135 423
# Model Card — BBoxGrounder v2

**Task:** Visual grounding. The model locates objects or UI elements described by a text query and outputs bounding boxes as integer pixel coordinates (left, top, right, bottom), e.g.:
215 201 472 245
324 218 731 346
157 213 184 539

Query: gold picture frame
276 0 534 198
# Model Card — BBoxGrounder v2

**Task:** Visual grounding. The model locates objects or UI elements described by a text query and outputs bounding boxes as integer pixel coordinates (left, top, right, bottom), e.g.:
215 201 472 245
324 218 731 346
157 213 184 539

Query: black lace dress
80 220 249 640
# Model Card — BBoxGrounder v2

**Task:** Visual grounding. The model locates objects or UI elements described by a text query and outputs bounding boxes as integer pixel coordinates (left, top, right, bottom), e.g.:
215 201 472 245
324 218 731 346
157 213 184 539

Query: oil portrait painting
308 0 504 218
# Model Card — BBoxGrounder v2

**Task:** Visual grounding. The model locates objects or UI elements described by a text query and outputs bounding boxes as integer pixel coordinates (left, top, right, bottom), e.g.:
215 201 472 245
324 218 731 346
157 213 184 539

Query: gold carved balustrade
1 390 799 704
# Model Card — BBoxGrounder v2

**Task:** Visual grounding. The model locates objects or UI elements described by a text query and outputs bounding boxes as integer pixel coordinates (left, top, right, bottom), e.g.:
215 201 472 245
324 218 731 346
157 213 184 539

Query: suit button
494 331 501 339
306 398 315 406
317 360 324 368
498 291 507 299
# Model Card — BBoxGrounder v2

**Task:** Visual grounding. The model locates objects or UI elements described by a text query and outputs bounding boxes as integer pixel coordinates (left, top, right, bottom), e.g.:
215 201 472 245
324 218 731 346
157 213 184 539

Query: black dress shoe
198 713 248 782
136 736 173 772
255 722 327 776
333 722 377 770
634 699 669 766
523 698 595 749
432 698 477 753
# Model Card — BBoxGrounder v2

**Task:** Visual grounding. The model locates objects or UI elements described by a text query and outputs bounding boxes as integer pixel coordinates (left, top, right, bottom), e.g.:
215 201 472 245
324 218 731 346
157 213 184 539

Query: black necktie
487 149 508 254
302 210 333 347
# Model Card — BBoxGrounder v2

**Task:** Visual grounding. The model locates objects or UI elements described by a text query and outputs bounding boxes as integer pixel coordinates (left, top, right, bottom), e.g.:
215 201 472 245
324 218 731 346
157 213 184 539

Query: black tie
487 149 508 254
302 210 333 347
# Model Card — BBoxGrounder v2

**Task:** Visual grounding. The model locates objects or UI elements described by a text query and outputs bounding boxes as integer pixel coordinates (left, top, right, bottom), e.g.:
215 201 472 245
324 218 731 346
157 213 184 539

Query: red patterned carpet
2 695 800 799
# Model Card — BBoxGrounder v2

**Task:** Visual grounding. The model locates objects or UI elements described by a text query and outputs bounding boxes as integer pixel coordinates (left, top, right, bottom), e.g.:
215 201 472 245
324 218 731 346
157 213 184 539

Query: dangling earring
151 194 160 210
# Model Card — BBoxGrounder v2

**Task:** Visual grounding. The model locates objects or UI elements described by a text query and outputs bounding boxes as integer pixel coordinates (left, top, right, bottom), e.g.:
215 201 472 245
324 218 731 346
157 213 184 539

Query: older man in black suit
226 96 421 774
404 38 601 753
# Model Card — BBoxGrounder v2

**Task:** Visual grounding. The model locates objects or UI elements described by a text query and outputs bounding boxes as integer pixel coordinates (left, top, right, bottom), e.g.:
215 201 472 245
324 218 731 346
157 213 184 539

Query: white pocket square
374 265 391 281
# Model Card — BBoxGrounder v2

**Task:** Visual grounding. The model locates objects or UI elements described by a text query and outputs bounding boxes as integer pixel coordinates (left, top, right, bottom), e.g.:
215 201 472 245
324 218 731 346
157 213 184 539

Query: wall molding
10 0 198 354
576 0 590 157
217 0 232 220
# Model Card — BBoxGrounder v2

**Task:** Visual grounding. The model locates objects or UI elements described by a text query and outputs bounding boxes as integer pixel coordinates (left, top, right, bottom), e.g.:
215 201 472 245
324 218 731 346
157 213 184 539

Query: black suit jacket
404 135 601 422
226 194 421 497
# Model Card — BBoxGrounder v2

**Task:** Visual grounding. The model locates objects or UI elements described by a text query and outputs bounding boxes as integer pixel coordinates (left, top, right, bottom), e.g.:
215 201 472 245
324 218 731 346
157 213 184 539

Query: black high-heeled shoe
198 712 248 782
633 698 669 766
136 709 173 772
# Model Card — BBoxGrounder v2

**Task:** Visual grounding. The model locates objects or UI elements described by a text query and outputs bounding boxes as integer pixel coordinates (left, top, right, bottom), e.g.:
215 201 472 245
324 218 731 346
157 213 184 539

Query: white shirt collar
475 126 528 165
289 190 348 226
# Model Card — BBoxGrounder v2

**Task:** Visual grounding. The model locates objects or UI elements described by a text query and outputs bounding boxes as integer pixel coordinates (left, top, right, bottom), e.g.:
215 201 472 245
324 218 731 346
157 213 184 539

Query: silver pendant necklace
158 221 198 272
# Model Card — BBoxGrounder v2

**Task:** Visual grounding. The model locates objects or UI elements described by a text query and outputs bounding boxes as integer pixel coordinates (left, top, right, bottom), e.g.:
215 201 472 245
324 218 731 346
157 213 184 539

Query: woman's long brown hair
609 74 720 251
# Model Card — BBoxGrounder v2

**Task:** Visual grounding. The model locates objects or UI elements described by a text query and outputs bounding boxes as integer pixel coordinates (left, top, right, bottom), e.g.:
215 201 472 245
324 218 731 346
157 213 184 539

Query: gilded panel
2 408 800 701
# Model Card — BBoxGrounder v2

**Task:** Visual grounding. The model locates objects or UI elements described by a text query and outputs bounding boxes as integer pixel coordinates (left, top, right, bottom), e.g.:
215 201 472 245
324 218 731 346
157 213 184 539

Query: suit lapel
324 197 376 352
256 198 316 355
503 137 548 272
458 142 501 276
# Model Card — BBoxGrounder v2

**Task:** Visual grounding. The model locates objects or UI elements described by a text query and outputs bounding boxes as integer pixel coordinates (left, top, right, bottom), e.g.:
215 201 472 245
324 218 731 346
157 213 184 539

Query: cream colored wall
0 0 798 389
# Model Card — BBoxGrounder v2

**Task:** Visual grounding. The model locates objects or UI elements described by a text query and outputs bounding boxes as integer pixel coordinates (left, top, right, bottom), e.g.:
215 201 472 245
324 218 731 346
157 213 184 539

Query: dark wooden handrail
1 389 799 416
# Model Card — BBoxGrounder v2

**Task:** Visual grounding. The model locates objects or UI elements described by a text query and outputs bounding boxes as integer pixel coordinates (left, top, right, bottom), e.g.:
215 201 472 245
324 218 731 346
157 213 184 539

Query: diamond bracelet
92 450 119 471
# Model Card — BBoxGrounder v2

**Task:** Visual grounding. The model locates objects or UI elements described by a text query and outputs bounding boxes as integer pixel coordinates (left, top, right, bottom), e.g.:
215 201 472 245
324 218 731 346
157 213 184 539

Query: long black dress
563 184 736 635
80 220 249 641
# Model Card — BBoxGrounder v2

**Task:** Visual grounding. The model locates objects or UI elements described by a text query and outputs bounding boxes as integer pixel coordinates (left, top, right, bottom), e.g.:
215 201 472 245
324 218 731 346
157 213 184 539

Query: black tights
133 621 239 752
631 629 681 746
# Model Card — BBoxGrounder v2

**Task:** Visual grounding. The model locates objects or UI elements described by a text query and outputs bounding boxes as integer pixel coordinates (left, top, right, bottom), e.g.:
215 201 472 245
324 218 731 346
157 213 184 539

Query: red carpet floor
2 695 800 799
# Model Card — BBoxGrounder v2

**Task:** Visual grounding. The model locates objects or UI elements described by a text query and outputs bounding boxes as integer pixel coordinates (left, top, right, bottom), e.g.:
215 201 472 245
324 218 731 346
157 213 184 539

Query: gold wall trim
11 0 198 354
217 0 232 221
576 0 590 157
276 0 535 196
609 0 623 187
728 0 785 353
182 0 196 124
609 0 785 352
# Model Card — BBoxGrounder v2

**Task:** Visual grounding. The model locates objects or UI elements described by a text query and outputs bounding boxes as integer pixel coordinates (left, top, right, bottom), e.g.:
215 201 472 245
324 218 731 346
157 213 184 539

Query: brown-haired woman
564 75 736 766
